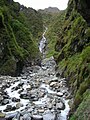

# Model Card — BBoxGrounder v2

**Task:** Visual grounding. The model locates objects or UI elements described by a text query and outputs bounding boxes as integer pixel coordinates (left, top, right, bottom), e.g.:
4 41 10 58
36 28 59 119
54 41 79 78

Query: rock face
75 0 90 25
49 0 90 119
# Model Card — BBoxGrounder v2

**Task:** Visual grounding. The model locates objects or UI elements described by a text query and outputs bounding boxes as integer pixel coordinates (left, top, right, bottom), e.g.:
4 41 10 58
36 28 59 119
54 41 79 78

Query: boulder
43 112 56 120
16 102 23 109
1 99 9 105
0 112 6 118
56 102 65 110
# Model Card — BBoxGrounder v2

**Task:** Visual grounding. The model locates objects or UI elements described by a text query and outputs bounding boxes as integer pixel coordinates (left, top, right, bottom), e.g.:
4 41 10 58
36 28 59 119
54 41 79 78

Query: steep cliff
46 0 90 119
0 0 43 76
55 0 90 119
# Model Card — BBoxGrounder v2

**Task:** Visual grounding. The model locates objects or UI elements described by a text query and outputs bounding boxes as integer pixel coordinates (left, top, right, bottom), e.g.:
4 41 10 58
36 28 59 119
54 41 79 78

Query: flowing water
0 29 70 120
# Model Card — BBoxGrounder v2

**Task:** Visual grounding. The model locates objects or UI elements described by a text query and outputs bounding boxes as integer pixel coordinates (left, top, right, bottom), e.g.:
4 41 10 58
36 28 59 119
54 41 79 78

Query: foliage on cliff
0 0 43 76
45 11 66 57
46 0 90 119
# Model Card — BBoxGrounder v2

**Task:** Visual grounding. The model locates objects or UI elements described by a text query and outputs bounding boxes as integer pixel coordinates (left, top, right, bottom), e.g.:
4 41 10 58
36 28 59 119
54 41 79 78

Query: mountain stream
0 29 70 120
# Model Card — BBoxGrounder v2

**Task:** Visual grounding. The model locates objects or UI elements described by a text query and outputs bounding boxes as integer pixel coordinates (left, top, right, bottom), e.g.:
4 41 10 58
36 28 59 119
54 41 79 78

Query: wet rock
56 72 60 77
26 85 32 91
48 104 52 110
4 105 16 112
18 82 24 87
43 112 56 120
50 82 57 87
18 89 24 94
0 96 4 104
1 99 9 105
56 92 63 97
38 92 45 98
12 97 20 102
50 77 58 83
16 102 23 109
32 115 43 120
3 95 9 99
0 112 6 118
30 95 36 99
5 112 18 120
12 112 20 120
22 76 27 79
56 102 65 110
23 113 31 120
38 109 44 113
20 92 30 99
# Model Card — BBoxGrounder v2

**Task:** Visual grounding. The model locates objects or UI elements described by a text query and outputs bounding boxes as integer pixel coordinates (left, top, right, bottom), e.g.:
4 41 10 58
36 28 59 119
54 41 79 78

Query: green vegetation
0 0 43 76
0 0 90 119
45 0 90 119
70 89 90 120
45 11 66 58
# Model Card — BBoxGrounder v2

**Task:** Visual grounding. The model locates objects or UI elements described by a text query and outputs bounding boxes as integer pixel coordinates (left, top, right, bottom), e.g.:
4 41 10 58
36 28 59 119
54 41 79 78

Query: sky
14 0 69 10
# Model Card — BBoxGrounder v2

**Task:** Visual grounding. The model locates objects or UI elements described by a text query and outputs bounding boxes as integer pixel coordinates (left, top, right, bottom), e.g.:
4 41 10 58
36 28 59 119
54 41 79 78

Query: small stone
1 99 9 105
12 97 20 102
20 92 29 99
56 102 65 110
38 109 44 113
32 115 43 120
48 104 52 110
57 92 63 97
51 77 58 82
50 82 57 87
16 102 23 109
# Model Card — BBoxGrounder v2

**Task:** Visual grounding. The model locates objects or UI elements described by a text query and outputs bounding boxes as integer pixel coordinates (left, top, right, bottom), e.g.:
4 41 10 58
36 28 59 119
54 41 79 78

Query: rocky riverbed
0 56 70 120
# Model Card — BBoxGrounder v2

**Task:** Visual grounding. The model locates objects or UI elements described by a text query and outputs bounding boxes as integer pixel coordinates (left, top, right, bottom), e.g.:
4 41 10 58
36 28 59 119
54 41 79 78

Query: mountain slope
38 7 60 14
46 0 90 119
0 0 43 76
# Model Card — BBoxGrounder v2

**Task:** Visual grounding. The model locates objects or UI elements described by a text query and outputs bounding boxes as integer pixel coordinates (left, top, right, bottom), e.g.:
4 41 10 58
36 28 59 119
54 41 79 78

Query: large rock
0 112 6 118
4 105 16 112
43 112 56 120
1 99 9 105
56 102 65 110
5 112 18 120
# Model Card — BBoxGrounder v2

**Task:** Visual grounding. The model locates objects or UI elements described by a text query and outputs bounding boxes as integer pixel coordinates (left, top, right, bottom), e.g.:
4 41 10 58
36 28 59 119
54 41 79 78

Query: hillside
0 0 43 76
38 7 60 14
46 0 90 119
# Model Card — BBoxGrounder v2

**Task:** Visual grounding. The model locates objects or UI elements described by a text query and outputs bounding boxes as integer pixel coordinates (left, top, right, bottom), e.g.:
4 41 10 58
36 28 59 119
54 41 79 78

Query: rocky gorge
0 31 70 120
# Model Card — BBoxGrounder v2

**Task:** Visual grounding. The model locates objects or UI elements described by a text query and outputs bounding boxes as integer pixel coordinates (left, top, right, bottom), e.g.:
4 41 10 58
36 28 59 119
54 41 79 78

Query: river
0 29 70 120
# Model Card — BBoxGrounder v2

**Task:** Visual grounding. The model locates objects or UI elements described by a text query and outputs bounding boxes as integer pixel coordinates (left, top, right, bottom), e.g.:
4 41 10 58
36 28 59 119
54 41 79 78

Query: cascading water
0 28 70 120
